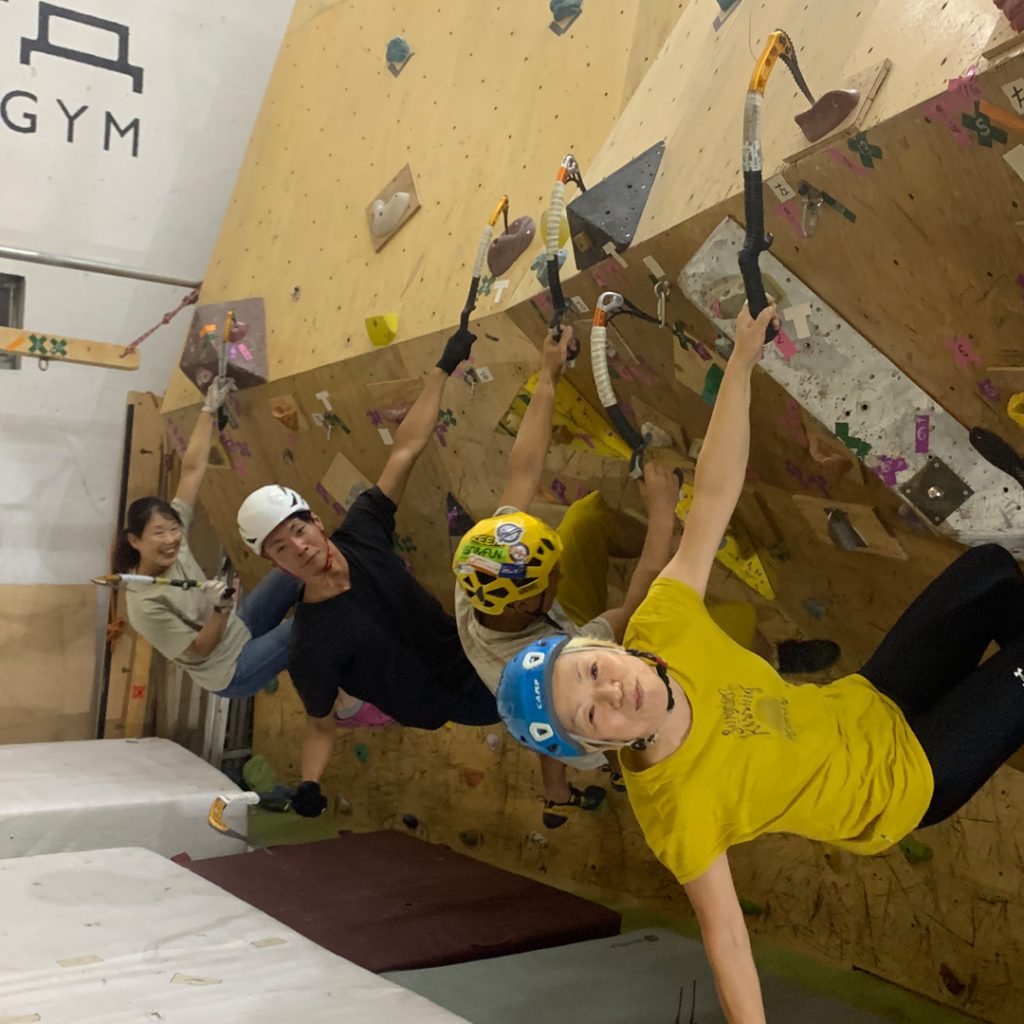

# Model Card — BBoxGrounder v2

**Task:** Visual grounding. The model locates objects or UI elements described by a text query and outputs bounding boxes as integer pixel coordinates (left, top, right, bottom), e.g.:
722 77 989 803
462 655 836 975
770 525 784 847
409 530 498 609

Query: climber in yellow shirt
496 302 1024 1024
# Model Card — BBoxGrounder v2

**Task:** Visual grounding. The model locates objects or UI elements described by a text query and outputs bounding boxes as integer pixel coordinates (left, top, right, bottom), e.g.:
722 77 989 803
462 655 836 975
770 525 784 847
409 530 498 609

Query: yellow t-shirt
621 578 934 885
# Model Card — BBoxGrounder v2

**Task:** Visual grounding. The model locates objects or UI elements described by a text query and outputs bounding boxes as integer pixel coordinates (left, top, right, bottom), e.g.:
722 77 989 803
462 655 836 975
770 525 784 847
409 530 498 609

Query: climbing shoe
600 764 627 792
776 639 840 675
542 784 606 829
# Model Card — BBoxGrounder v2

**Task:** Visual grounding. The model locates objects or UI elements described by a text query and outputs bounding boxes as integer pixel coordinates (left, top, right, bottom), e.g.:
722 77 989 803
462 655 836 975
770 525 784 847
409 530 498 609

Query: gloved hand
202 375 237 414
292 780 327 818
436 327 477 375
203 577 237 614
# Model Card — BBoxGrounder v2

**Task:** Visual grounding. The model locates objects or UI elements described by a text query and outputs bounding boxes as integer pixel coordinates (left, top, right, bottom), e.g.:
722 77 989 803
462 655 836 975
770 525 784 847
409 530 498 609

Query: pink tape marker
773 328 797 361
945 335 981 368
872 456 908 487
775 198 806 239
237 343 253 362
914 414 930 453
979 378 999 401
828 147 868 178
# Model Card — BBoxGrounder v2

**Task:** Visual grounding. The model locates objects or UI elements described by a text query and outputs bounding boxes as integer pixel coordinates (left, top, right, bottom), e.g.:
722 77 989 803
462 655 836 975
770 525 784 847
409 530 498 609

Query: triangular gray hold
566 141 665 271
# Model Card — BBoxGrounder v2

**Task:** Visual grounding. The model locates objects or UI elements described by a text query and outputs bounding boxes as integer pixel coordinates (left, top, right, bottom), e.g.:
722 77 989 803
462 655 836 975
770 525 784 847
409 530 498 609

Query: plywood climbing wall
160 1 1024 1020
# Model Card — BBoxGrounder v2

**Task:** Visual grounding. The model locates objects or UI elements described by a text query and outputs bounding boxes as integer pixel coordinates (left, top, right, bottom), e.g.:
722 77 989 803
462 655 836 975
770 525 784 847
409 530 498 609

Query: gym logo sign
1 3 143 157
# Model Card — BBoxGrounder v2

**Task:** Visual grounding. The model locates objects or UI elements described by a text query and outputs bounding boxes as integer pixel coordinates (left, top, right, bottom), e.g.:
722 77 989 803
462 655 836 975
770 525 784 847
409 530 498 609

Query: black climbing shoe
542 784 607 829
776 639 840 675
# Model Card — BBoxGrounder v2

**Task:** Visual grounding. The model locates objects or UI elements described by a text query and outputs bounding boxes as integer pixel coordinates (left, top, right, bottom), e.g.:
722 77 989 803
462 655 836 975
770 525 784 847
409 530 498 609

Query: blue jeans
215 569 301 699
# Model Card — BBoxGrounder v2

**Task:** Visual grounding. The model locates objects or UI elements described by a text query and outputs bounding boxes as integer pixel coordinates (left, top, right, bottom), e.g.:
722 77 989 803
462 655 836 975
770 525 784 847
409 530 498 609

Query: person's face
262 514 328 579
510 565 561 618
129 512 182 572
551 647 670 747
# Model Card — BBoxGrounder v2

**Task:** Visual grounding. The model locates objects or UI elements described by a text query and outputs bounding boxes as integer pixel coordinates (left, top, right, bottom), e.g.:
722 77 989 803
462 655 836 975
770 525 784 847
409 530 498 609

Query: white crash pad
0 737 246 859
0 846 470 1024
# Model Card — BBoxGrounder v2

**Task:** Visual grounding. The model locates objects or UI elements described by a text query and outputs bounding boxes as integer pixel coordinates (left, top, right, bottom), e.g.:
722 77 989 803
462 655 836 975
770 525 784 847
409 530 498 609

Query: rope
120 287 200 357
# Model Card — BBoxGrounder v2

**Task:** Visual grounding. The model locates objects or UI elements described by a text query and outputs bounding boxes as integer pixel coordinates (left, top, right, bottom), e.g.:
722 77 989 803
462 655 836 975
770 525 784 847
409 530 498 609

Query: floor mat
388 927 896 1024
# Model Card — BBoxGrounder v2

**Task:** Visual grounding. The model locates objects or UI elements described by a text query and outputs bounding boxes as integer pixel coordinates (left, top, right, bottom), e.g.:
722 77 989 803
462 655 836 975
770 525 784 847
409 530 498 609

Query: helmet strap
626 648 675 712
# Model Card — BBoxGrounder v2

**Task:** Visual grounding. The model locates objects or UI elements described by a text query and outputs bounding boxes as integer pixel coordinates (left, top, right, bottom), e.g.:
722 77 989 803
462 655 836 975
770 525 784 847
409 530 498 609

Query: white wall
0 0 294 585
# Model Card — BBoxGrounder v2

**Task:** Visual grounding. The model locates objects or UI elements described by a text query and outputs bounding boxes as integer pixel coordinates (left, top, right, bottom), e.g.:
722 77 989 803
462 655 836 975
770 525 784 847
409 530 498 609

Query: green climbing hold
241 754 279 794
701 364 725 405
550 0 582 19
458 829 484 848
354 742 370 763
738 898 763 917
897 836 933 864
386 37 411 64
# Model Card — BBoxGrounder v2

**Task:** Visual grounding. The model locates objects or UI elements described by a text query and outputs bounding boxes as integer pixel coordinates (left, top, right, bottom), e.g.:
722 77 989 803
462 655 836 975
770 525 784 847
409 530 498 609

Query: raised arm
376 328 480 506
685 852 767 1024
661 304 776 599
600 461 679 641
174 379 234 509
497 324 573 510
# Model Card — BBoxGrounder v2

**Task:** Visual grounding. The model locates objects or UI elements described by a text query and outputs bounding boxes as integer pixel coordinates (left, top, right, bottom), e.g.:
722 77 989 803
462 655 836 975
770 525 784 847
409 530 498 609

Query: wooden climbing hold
462 767 486 788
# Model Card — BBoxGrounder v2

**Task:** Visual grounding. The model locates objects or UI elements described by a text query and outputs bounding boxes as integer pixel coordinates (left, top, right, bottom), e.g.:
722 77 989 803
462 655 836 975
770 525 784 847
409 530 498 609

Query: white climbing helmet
237 485 310 556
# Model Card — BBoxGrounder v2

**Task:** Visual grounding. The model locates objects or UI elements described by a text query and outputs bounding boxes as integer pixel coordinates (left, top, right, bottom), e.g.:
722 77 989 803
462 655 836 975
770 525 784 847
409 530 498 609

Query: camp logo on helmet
532 679 544 709
495 522 524 544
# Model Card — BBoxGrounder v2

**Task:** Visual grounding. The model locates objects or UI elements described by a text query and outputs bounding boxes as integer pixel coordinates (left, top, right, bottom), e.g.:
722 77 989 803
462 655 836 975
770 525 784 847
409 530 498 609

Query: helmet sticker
495 522 524 544
523 651 546 670
508 542 529 563
463 553 502 575
498 564 528 578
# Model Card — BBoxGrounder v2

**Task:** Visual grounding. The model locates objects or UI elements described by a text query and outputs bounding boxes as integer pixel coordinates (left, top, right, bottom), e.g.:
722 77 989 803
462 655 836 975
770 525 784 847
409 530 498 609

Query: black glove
292 780 327 818
436 327 477 375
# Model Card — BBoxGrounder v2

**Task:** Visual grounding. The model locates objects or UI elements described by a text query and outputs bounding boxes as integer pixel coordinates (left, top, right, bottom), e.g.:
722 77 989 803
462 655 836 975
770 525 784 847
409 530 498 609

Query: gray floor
387 928 895 1024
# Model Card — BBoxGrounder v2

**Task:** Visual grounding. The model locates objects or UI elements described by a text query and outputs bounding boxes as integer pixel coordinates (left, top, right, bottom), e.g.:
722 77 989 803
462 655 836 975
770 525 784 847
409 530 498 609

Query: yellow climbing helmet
452 512 563 614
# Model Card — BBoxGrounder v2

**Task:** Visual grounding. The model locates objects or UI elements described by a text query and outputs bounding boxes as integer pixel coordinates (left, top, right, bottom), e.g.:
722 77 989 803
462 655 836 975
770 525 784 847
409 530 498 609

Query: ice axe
739 31 858 342
207 791 271 853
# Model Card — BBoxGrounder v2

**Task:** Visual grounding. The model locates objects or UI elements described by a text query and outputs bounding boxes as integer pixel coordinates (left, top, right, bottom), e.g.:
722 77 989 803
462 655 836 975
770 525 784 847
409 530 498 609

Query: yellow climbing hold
366 314 399 347
675 483 775 600
499 371 632 461
1008 392 1024 427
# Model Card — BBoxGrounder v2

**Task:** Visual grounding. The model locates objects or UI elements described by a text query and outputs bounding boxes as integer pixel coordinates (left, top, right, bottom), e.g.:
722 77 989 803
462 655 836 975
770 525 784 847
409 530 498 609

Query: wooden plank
0 325 140 370
122 634 154 739
103 393 166 739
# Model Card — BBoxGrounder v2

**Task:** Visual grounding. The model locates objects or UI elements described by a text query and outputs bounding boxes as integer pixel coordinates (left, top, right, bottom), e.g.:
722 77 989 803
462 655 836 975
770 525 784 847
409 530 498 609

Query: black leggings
859 544 1024 827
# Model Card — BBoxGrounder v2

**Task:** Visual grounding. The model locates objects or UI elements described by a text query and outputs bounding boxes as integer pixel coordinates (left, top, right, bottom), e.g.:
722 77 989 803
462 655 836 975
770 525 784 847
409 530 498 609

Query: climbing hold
566 142 664 271
370 192 412 238
178 298 268 395
366 314 399 347
701 364 724 405
228 320 249 343
897 836 933 864
487 216 536 277
802 597 828 620
353 743 370 763
738 898 763 917
484 733 501 752
402 813 419 830
938 963 966 997
532 247 566 287
462 767 486 788
528 831 549 848
550 0 582 20
458 829 483 848
1008 392 1024 427
262 676 279 695
386 37 411 64
335 796 352 815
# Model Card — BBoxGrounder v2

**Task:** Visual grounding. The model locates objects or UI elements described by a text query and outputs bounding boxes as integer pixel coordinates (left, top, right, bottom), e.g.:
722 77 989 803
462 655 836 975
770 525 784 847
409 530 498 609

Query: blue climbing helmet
497 634 584 759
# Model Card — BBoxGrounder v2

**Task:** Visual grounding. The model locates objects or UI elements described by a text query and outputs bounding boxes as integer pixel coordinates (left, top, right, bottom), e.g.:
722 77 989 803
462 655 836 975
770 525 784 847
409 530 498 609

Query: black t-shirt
289 487 499 727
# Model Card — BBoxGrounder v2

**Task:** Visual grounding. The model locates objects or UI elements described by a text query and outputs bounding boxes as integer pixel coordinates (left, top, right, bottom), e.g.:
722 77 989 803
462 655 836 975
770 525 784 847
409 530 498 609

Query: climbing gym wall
162 2 1024 1020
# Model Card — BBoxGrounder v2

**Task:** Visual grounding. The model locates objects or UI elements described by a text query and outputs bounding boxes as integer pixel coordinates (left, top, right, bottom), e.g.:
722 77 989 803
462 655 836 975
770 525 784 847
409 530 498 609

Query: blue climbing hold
386 37 411 64
402 813 419 830
532 248 567 288
550 0 582 20
354 742 370 763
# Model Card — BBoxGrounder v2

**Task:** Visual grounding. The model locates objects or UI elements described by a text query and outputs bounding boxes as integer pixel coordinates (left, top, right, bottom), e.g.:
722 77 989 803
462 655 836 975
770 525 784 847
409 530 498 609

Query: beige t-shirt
125 499 250 693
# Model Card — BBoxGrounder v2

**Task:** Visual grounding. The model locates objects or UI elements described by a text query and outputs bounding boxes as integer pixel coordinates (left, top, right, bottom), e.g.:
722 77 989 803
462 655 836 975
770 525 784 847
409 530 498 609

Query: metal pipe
0 245 202 289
